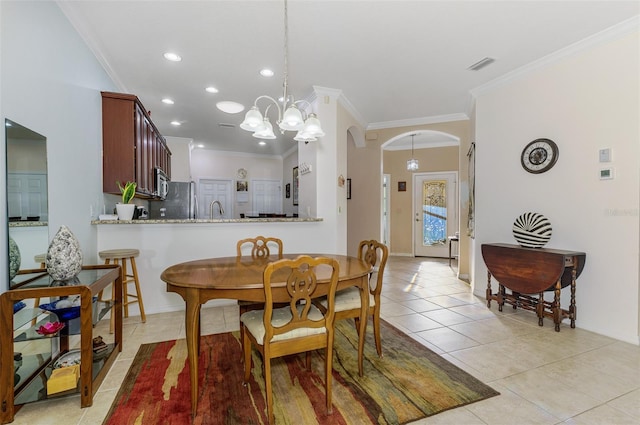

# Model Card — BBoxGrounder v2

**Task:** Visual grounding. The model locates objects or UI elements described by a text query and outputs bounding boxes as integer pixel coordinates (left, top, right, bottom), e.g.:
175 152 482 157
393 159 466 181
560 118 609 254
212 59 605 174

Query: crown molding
470 16 640 99
192 147 290 160
312 86 368 131
384 140 460 151
367 113 469 131
56 1 128 92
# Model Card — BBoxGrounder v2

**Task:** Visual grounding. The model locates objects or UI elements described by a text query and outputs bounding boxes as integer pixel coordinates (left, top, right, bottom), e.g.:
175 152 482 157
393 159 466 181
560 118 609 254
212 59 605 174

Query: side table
447 235 459 266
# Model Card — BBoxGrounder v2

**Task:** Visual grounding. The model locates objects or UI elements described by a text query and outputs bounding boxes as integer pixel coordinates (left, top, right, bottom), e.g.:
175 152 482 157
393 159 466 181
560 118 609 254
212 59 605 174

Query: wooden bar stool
98 249 146 331
34 253 46 269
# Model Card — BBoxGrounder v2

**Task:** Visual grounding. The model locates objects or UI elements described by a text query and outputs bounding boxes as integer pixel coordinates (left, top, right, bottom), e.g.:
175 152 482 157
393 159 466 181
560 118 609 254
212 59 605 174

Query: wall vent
218 123 236 128
467 57 495 71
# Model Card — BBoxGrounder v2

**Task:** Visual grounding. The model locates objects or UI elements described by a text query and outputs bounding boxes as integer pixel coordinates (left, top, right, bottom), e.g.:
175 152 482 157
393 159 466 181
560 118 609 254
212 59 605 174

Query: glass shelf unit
0 265 122 424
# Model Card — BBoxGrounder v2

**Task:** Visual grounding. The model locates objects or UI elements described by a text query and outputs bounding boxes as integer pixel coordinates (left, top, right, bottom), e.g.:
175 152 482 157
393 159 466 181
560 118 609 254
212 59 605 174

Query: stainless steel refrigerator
148 181 198 219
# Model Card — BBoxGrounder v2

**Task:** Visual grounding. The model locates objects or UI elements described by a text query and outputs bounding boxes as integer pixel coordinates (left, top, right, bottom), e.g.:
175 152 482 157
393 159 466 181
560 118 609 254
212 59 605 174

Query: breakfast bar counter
92 217 322 225
93 217 331 317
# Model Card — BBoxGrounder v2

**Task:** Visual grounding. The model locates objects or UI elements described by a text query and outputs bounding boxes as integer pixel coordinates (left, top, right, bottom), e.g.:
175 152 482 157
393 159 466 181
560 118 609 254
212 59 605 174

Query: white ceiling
58 1 639 155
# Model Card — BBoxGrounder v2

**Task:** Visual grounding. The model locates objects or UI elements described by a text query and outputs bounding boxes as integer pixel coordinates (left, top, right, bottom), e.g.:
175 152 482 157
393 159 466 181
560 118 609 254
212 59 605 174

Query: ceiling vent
467 57 495 71
218 123 236 128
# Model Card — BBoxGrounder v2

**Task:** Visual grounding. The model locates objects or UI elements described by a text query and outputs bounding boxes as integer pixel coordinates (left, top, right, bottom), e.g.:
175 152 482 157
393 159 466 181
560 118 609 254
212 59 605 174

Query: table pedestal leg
537 292 544 326
497 284 505 312
486 271 492 308
184 289 202 417
570 265 577 328
357 276 369 377
553 280 562 332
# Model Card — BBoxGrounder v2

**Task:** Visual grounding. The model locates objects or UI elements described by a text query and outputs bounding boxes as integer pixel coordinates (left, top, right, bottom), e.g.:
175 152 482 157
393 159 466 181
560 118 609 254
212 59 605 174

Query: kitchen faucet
210 200 224 219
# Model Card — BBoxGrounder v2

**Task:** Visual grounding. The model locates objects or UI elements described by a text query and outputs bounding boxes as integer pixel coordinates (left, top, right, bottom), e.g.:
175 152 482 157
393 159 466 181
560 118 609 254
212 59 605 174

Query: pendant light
407 134 419 171
240 0 324 141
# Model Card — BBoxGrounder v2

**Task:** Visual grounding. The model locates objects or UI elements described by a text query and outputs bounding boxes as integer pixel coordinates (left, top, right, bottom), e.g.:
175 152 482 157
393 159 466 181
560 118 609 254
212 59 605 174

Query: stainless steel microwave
154 168 169 199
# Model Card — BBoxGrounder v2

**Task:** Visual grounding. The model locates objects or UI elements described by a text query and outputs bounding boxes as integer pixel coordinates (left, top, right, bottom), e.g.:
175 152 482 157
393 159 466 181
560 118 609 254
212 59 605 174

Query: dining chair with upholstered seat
314 239 388 376
236 236 284 353
241 255 340 424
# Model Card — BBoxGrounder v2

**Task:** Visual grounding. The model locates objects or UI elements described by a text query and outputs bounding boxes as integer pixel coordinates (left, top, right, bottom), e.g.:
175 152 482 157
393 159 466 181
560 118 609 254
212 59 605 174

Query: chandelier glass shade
240 0 324 141
407 134 419 171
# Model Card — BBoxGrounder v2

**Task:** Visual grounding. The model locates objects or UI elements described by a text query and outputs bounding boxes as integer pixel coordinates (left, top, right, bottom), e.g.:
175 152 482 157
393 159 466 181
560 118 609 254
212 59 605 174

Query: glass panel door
413 172 457 257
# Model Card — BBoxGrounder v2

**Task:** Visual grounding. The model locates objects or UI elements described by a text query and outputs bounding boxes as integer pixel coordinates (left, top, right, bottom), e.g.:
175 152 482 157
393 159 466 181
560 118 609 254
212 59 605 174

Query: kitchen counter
9 221 47 227
94 216 332 316
91 217 322 225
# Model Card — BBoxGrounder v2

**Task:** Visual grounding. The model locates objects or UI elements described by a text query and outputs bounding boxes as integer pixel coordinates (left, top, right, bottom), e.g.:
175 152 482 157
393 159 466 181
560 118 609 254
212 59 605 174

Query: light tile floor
9 256 640 424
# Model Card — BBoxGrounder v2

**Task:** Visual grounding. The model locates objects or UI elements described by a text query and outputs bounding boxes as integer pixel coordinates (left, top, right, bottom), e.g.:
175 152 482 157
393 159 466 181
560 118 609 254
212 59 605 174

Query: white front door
198 179 232 218
413 172 457 257
252 179 282 214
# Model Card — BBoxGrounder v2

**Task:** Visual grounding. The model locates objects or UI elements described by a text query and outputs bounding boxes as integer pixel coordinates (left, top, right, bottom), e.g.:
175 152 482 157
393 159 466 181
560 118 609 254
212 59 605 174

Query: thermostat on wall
600 168 614 180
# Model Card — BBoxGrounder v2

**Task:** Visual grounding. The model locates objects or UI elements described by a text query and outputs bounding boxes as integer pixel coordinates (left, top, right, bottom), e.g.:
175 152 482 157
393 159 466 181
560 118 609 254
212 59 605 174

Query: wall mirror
6 119 48 289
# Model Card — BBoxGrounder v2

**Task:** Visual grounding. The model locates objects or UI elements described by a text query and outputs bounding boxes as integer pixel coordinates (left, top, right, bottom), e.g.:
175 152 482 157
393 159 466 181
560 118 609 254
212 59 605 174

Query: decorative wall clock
521 138 559 174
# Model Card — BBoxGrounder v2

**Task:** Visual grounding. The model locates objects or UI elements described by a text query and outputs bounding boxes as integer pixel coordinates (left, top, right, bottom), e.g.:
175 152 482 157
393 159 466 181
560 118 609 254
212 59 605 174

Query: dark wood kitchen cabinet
101 91 171 198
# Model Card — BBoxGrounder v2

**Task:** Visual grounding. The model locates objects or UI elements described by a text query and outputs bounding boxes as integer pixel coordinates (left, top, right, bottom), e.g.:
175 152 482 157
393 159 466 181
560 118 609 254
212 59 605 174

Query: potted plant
115 181 137 220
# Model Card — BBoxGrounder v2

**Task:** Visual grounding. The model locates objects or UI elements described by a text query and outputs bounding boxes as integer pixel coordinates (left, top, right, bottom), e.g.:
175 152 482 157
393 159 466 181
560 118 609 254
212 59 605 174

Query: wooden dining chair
236 235 283 260
314 239 388 376
236 236 284 353
241 255 340 424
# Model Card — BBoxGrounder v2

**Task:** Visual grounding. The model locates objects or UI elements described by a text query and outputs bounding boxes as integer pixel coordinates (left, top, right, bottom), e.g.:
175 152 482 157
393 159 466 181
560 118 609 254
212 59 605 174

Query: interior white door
413 172 457 257
198 179 232 218
7 173 48 220
252 179 282 214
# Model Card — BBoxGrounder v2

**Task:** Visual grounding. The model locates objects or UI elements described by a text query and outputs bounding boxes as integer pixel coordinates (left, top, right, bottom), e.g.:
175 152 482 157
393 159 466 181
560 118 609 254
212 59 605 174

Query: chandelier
240 0 324 142
407 134 419 171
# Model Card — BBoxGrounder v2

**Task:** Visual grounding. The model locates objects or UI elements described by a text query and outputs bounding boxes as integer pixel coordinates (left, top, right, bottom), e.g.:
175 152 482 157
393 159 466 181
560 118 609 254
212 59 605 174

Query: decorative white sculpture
46 225 83 280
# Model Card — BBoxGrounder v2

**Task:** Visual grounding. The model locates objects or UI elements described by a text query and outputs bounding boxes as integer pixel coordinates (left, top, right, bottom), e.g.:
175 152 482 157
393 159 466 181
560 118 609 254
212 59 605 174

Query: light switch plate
599 148 611 163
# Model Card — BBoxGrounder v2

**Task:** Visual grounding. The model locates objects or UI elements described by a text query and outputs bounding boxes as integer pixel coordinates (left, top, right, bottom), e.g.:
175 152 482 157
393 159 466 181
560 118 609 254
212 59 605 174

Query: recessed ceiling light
205 86 219 94
216 101 245 114
258 141 266 146
170 121 181 126
197 144 205 148
260 68 274 77
163 52 182 62
162 98 174 105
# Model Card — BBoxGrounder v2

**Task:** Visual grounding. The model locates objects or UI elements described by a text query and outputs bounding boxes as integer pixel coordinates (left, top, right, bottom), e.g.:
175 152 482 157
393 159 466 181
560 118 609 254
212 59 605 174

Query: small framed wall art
347 178 352 200
236 180 248 192
293 166 299 206
285 183 291 198
398 181 406 192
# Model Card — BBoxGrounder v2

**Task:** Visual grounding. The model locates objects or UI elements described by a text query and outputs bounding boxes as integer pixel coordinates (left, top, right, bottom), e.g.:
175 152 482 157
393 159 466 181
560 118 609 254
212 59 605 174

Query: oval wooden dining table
161 253 372 417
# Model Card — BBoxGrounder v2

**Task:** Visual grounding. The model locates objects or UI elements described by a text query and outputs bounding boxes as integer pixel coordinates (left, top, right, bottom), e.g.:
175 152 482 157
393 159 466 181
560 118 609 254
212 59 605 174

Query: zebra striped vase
512 212 552 248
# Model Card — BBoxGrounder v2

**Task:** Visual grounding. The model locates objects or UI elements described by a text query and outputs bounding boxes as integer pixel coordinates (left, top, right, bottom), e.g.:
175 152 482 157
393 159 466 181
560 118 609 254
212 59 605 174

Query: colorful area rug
103 319 498 424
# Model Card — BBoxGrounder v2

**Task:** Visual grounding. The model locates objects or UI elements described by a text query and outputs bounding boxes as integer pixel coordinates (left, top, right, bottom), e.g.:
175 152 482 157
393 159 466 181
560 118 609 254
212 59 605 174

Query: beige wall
473 30 639 343
347 120 470 275
7 139 47 173
384 146 459 256
282 149 299 217
165 136 193 182
190 150 284 218
346 128 381 256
